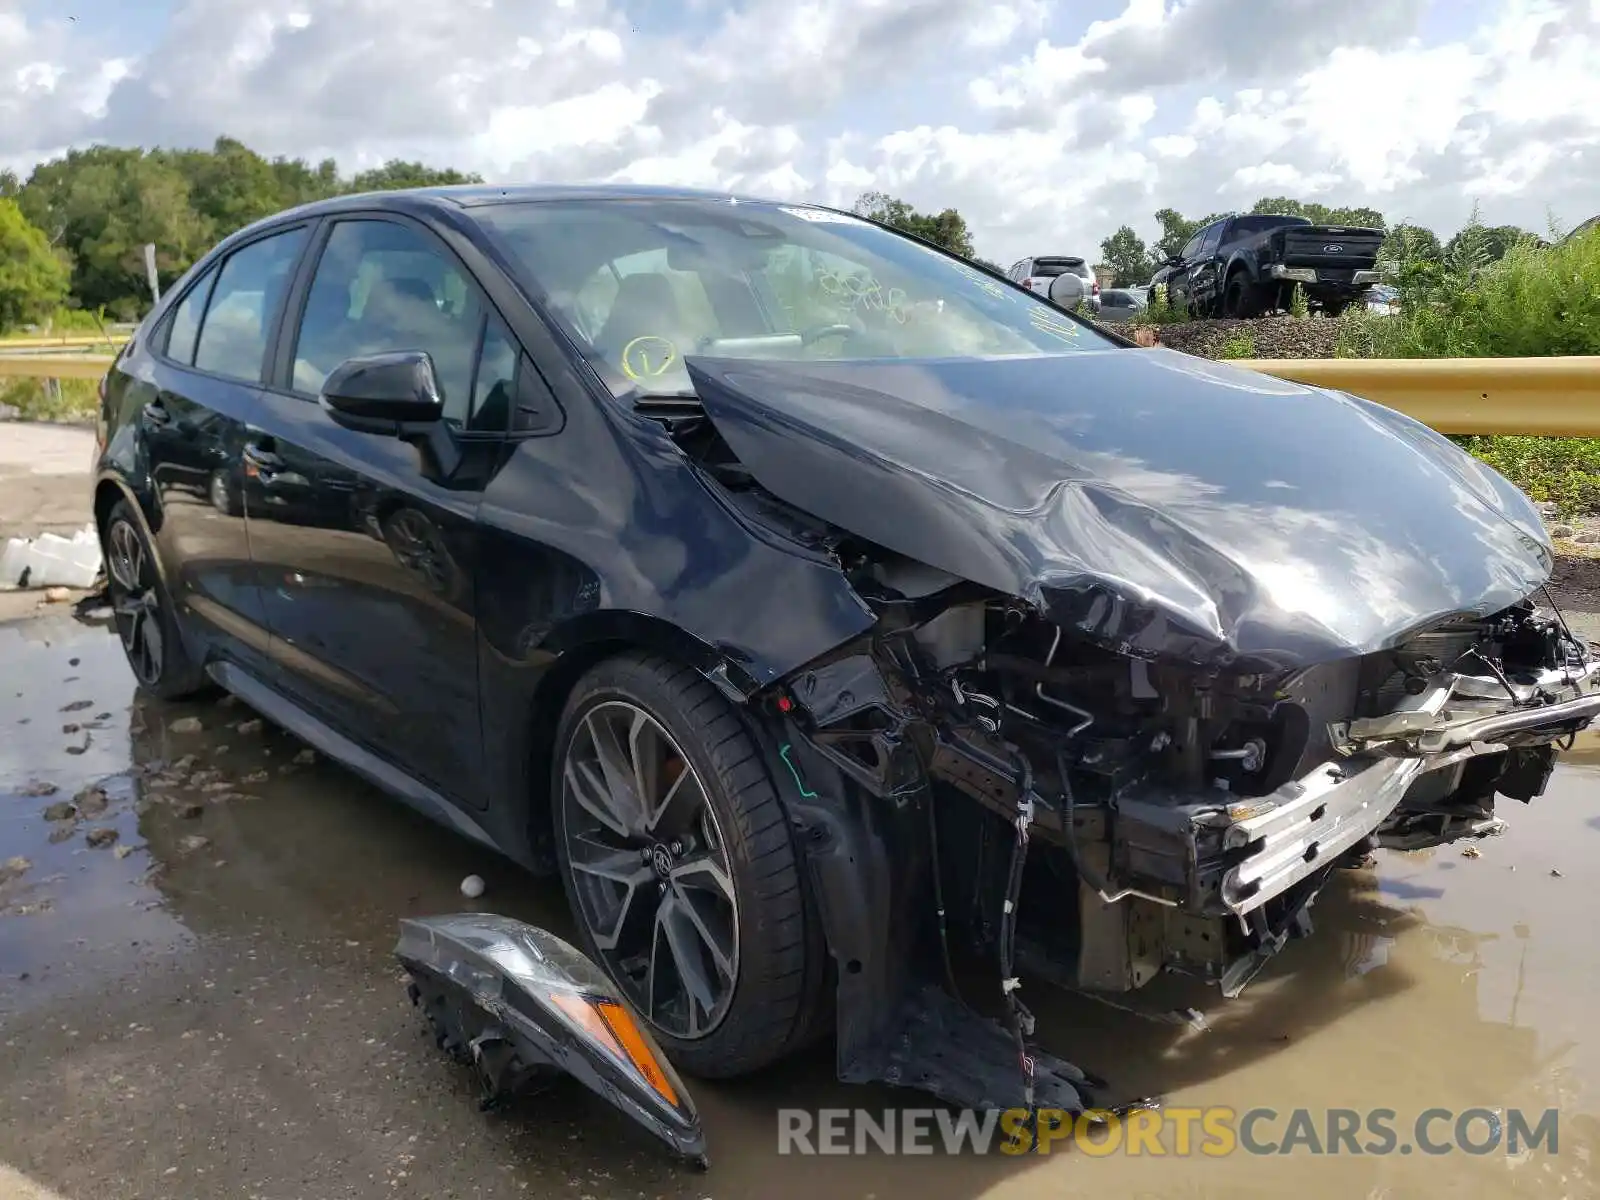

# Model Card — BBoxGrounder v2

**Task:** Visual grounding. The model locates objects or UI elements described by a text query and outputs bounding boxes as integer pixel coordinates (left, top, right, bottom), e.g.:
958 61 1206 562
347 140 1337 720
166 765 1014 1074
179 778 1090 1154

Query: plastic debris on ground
0 524 103 590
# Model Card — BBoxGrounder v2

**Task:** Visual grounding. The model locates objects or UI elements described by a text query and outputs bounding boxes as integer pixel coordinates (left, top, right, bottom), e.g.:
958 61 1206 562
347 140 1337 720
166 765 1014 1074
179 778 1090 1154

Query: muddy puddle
1 612 1599 1198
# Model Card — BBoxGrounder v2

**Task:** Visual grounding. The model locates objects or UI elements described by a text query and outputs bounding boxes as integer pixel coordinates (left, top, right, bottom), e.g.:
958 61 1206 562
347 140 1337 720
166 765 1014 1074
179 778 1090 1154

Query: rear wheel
1222 273 1262 318
102 499 209 700
551 652 825 1078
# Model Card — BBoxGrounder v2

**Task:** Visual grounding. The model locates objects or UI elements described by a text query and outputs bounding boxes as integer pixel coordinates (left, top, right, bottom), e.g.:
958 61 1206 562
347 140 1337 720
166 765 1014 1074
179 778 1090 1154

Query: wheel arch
94 473 171 588
513 610 768 871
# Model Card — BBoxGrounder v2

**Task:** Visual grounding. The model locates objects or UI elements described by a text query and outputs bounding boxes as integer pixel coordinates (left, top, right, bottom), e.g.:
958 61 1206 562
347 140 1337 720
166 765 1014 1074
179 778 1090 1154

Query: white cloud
0 0 1597 267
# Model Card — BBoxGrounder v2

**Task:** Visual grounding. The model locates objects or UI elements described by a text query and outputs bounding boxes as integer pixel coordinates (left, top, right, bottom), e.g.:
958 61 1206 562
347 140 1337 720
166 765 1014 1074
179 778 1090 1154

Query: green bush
1460 434 1600 516
1371 218 1600 358
0 376 98 421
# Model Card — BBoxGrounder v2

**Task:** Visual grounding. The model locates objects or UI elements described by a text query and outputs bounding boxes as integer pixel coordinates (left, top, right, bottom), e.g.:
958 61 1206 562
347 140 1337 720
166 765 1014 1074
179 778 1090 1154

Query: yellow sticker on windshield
620 336 680 382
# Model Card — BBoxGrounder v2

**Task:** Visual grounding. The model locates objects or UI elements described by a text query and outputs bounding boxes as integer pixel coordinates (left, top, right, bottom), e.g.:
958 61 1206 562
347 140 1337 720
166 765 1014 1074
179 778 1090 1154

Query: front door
138 223 311 669
246 215 518 806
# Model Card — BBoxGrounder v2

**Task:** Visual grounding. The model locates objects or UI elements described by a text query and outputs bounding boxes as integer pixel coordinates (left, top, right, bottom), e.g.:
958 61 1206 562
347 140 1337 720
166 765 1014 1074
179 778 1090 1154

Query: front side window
193 227 308 383
473 200 1114 400
291 219 488 428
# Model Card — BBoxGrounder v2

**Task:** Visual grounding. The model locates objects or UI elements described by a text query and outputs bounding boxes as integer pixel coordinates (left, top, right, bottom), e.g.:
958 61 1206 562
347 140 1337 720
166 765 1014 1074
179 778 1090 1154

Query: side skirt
205 660 503 856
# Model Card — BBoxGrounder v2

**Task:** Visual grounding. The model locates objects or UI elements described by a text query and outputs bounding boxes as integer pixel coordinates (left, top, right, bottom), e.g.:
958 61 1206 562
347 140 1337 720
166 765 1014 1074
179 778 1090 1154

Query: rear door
135 223 312 670
246 213 515 806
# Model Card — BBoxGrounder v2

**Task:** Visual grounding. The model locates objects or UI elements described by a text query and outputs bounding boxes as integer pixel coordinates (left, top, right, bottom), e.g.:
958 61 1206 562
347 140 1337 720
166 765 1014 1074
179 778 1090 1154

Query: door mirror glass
320 351 445 426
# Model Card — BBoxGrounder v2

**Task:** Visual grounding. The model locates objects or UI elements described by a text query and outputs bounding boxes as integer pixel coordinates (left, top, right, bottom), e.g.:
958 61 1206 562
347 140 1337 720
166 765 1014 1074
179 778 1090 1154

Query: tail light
1092 279 1101 295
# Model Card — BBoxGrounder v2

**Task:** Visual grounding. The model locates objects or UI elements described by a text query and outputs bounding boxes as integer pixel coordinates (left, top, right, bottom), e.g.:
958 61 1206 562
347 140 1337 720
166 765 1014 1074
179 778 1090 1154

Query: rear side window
194 227 309 383
163 266 217 365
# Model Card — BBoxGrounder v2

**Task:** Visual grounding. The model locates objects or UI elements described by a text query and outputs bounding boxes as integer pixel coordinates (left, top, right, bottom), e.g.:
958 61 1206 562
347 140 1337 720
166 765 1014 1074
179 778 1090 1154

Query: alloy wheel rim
209 473 228 511
106 519 164 686
559 700 740 1040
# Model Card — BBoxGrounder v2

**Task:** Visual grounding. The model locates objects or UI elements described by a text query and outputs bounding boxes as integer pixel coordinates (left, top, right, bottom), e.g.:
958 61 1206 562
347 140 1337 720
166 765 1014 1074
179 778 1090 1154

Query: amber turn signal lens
547 991 680 1109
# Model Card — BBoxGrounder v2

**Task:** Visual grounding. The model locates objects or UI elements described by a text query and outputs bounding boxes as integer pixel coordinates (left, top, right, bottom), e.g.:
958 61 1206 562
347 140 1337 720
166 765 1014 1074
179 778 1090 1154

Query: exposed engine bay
784 551 1600 1002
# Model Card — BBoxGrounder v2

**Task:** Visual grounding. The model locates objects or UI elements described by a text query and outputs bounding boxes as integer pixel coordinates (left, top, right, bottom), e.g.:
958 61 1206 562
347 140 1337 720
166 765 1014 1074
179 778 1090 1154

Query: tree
1152 207 1232 260
1444 223 1540 265
1380 222 1442 265
851 190 976 259
1248 196 1385 230
348 160 484 193
0 197 70 331
1099 225 1151 286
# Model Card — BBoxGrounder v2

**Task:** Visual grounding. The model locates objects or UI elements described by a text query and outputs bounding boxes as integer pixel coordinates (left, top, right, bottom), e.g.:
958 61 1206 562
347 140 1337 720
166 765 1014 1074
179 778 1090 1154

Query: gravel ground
1091 314 1356 359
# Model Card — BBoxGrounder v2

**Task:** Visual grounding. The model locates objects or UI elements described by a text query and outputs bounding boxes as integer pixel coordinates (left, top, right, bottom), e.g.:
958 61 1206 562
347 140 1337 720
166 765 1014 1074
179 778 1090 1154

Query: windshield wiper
632 389 703 411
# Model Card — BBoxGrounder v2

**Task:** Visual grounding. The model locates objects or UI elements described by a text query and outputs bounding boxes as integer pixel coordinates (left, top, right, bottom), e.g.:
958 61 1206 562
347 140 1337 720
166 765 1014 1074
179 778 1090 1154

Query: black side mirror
320 351 444 429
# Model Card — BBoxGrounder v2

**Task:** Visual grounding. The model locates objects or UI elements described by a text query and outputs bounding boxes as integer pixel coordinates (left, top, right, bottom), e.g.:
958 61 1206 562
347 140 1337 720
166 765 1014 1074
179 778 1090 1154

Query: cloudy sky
2 0 1596 265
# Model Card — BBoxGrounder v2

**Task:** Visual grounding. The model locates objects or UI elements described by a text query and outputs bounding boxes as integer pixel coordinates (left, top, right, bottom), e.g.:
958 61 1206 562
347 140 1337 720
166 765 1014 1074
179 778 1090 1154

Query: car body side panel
244 387 494 807
472 375 878 861
103 336 274 670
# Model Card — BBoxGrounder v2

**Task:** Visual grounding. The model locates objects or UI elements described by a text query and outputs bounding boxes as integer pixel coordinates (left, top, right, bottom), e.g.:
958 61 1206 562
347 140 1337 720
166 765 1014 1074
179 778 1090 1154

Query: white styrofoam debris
0 523 102 590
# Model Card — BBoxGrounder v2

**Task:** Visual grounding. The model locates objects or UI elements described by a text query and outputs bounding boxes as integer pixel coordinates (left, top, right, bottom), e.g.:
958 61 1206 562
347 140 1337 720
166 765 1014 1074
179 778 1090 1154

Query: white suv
1007 255 1101 312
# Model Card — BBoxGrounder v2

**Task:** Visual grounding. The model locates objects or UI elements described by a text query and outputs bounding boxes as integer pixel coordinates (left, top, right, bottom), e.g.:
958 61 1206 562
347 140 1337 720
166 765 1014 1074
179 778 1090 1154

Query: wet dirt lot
2 613 1599 1199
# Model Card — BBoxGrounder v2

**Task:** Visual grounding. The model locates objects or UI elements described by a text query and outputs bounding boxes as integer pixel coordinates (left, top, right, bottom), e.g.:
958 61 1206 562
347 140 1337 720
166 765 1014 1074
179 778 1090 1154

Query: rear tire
1222 273 1262 318
102 498 210 701
551 652 827 1079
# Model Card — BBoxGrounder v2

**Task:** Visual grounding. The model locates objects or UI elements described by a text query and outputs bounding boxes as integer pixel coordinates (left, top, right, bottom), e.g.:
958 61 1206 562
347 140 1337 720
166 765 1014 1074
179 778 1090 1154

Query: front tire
208 469 239 516
551 652 825 1078
102 498 210 701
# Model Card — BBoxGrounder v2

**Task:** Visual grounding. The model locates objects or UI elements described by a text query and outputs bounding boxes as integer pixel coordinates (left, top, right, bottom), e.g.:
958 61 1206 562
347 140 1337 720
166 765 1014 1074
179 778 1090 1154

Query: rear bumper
1268 265 1381 288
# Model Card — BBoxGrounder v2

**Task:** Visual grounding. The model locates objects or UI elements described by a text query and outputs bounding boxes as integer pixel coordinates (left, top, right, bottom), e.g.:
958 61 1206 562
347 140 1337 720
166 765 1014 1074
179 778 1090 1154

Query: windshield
471 198 1115 399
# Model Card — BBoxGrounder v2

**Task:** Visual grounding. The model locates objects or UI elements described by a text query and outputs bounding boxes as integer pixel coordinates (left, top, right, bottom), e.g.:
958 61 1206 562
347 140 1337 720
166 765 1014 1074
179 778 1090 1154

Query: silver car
1008 254 1101 312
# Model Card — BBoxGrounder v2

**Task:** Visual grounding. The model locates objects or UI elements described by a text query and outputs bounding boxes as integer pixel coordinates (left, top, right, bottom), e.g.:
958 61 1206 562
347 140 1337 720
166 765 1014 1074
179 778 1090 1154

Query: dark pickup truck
1147 214 1384 318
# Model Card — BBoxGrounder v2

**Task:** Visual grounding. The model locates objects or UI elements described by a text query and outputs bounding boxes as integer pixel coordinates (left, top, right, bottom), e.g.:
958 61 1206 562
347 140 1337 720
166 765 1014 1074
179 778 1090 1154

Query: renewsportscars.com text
776 1106 1560 1157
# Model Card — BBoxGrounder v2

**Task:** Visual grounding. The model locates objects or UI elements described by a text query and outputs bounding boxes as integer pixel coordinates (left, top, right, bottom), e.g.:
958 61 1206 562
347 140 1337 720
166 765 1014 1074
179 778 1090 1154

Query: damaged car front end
670 346 1600 1108
398 193 1599 1161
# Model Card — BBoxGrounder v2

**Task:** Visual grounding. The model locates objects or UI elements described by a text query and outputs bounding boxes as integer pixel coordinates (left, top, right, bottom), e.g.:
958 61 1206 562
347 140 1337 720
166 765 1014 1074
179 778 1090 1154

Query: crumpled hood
686 349 1554 671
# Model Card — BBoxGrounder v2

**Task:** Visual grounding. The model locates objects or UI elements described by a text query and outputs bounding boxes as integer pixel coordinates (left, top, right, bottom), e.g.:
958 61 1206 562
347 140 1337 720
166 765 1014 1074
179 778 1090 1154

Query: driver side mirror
320 351 444 429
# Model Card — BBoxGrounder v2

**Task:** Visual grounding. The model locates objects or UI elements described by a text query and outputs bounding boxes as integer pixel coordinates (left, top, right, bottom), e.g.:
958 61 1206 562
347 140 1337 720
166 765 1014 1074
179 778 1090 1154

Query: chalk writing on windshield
817 268 908 324
620 335 681 382
951 262 1009 301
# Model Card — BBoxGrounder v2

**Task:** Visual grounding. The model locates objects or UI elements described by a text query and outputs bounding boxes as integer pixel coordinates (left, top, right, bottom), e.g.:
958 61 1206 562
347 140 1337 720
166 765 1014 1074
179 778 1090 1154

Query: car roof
203 183 862 268
265 182 802 224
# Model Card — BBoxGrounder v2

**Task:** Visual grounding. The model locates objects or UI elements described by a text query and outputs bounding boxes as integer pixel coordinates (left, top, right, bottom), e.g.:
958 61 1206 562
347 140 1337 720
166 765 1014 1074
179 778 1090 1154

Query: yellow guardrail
1232 355 1600 438
0 353 116 381
0 350 1597 436
0 334 128 350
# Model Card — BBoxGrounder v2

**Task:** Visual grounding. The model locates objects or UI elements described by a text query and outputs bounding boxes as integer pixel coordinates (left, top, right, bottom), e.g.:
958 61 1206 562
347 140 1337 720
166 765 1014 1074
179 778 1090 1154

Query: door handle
242 439 283 475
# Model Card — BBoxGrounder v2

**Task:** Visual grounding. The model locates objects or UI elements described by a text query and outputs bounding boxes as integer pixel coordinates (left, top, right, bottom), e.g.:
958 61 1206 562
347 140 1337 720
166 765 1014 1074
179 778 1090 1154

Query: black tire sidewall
105 498 208 700
550 654 815 1078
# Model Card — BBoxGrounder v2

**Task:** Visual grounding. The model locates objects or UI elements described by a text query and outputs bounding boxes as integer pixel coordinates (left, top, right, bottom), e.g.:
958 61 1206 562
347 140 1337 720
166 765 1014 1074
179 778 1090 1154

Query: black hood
686 349 1554 671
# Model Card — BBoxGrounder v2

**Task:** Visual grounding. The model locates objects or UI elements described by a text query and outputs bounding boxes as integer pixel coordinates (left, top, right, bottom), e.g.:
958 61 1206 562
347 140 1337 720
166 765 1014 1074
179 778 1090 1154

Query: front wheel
551 652 826 1078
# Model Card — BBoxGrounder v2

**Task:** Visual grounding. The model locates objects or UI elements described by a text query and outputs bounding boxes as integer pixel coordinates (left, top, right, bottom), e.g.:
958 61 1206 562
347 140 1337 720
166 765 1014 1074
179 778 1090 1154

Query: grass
1457 434 1600 517
0 376 98 422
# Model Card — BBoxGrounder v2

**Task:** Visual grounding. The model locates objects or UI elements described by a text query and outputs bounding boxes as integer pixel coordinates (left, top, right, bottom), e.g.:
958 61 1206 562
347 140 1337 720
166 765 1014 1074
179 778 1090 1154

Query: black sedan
91 184 1600 1132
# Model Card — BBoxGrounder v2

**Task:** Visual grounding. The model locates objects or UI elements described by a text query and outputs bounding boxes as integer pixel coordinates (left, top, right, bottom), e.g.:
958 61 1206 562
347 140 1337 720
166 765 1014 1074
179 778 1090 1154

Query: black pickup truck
1147 214 1384 318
